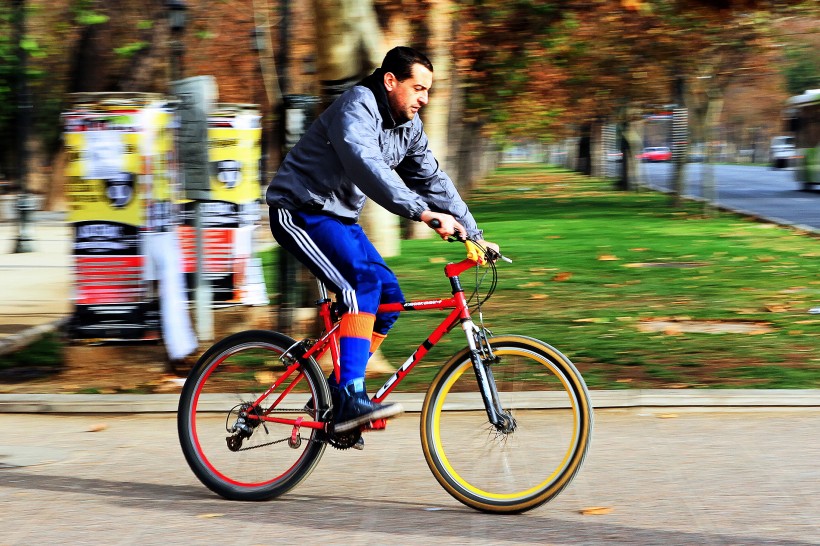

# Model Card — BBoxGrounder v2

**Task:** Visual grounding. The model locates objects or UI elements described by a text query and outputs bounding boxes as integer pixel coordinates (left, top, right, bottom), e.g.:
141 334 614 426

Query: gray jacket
265 69 481 238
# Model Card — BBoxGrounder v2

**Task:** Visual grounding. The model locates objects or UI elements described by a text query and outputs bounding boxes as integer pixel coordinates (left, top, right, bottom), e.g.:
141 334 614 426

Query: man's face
384 63 432 124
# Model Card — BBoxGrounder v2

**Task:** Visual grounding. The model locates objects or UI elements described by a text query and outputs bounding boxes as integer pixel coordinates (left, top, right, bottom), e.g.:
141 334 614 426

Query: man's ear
383 71 397 91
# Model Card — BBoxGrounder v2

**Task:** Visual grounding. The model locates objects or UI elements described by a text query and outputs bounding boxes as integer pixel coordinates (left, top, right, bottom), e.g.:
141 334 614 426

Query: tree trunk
670 154 685 208
623 121 644 192
446 42 466 184
45 148 67 212
577 124 591 175
405 0 454 240
24 137 50 205
701 95 724 215
313 0 399 257
590 120 602 178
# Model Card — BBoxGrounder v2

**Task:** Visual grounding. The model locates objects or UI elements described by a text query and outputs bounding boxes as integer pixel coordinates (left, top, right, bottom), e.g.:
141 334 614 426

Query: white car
770 136 795 169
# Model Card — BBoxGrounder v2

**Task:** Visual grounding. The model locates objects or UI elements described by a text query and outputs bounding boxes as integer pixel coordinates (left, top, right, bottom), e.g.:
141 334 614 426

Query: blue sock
342 377 365 393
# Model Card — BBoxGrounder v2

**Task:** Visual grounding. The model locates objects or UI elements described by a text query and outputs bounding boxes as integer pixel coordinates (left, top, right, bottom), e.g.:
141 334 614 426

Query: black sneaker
334 382 404 433
304 376 365 449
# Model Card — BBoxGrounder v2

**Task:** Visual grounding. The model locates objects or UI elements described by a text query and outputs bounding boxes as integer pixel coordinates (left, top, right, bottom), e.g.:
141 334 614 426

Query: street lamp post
166 0 213 340
13 0 33 253
166 0 188 81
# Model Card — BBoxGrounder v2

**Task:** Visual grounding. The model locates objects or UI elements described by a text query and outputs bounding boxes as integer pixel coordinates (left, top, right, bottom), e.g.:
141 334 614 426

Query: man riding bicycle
266 46 498 433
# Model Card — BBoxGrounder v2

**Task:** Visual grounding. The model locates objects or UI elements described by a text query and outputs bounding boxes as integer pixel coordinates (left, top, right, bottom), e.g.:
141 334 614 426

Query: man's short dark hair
381 46 433 81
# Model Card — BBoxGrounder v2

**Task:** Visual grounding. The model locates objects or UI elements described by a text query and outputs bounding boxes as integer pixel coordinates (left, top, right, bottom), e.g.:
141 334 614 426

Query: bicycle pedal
364 418 388 431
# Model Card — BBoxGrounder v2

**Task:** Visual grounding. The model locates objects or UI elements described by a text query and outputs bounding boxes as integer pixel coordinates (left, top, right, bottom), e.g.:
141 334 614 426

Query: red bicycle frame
247 257 481 432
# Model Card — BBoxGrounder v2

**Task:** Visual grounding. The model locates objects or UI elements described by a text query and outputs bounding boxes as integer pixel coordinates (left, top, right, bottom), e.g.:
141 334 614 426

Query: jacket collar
357 68 404 129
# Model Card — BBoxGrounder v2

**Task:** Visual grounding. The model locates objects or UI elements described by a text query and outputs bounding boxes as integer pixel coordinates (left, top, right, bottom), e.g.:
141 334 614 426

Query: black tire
178 330 330 501
420 335 593 514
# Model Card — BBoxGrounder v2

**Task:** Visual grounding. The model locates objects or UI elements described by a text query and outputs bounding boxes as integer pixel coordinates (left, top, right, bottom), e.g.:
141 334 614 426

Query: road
1 410 819 545
640 162 820 231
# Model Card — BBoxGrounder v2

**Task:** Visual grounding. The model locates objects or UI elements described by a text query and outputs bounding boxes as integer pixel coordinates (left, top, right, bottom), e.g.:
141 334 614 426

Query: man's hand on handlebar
421 211 466 241
422 211 504 264
476 239 501 263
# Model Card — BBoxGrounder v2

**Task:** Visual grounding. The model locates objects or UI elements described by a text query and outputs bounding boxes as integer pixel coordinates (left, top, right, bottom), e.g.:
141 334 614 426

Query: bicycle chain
233 407 334 451
235 433 351 451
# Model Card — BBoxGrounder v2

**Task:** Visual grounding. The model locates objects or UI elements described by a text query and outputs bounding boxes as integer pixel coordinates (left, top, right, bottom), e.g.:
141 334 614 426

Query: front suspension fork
464 323 515 433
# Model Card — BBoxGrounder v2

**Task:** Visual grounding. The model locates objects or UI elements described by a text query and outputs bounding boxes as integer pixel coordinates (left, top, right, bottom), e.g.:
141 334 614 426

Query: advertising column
178 104 265 304
63 93 165 339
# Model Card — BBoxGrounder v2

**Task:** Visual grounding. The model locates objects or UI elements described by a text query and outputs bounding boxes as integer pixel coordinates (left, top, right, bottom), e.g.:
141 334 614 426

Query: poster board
63 93 176 340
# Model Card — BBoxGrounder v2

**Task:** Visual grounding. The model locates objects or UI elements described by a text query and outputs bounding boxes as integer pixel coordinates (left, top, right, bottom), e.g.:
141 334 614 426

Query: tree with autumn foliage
2 0 817 213
450 0 818 204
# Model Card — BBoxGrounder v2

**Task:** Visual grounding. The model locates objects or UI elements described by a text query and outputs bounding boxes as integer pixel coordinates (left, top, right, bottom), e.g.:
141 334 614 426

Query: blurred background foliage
0 0 817 203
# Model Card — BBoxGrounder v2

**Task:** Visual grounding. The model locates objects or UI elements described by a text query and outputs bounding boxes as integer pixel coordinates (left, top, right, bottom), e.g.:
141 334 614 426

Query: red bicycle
177 238 593 514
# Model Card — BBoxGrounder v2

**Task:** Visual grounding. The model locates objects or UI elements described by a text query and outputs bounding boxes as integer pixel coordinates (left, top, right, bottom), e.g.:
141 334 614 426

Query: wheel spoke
421 337 592 513
178 331 329 501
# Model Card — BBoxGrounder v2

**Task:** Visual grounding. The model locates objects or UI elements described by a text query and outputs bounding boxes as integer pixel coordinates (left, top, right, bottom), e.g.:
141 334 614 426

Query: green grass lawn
8 164 817 393
373 164 819 390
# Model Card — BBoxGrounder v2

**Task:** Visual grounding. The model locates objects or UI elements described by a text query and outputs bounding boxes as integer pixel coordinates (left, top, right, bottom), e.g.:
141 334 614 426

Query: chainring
326 429 363 450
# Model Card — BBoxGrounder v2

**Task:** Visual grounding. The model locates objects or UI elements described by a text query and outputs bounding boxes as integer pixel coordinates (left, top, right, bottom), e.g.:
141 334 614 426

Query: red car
638 146 672 162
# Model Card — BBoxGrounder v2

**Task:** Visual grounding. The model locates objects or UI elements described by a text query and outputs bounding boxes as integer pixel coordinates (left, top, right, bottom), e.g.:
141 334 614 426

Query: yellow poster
64 131 143 226
207 112 261 205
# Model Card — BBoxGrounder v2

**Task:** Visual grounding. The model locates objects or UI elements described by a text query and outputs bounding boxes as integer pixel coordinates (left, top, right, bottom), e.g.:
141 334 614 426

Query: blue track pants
269 208 403 386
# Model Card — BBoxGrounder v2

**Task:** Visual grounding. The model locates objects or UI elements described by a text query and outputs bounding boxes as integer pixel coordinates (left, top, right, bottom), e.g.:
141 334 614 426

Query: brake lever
428 219 510 262
485 247 513 264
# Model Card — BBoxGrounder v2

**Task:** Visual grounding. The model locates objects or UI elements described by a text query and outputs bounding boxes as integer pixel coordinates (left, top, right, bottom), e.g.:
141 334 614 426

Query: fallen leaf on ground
87 423 108 432
429 257 446 264
598 255 619 261
764 304 789 313
530 294 550 300
748 329 771 335
658 413 679 419
552 272 573 282
196 513 225 519
580 506 613 516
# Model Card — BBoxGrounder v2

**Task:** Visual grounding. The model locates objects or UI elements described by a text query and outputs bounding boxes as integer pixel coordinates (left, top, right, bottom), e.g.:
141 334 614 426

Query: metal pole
13 0 33 253
276 0 294 333
194 200 213 340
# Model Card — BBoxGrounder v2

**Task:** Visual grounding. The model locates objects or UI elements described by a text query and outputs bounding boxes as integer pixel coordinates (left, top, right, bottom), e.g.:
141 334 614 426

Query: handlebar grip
429 218 462 241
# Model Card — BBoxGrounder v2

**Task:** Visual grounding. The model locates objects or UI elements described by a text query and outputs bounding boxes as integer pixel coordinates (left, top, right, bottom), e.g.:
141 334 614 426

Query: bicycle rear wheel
178 330 330 501
420 335 593 514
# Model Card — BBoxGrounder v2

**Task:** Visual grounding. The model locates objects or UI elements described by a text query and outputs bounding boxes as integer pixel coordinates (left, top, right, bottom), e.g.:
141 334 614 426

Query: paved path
2 205 820 543
0 216 72 355
1 409 819 545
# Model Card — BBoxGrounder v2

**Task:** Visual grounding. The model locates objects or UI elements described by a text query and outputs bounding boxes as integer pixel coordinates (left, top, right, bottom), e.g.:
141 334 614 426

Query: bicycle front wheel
178 330 330 501
420 335 593 514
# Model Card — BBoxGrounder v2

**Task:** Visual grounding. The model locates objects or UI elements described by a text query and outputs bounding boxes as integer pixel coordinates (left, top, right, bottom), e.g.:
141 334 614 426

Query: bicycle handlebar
428 219 511 264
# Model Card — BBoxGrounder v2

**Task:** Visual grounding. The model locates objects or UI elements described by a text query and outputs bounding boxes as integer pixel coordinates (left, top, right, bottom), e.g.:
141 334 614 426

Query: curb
642 181 820 235
0 318 68 357
2 389 818 414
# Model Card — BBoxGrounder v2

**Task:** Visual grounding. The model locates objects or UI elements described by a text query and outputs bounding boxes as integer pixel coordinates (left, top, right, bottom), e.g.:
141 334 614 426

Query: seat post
315 278 329 301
